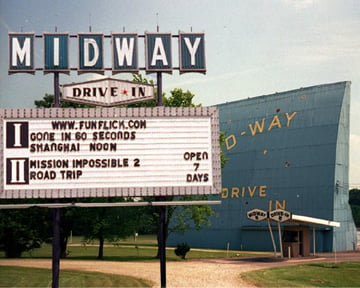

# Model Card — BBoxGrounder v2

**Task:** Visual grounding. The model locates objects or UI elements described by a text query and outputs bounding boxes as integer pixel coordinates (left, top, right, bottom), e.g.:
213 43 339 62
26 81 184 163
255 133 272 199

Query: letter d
84 38 99 67
73 88 81 97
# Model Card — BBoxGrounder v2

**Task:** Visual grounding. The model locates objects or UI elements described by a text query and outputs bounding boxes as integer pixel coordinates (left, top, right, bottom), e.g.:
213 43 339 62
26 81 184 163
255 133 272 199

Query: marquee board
0 107 221 199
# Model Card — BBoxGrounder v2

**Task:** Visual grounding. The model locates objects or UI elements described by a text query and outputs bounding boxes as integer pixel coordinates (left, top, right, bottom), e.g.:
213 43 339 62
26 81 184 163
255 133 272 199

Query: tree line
350 189 360 227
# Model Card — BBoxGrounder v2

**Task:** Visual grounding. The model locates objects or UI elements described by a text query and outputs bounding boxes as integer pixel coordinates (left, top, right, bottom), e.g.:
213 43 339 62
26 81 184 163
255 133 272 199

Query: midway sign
247 209 268 222
8 32 206 74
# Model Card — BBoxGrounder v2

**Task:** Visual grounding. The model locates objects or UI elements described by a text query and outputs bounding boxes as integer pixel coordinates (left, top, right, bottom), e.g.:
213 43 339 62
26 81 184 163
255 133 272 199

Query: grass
0 235 270 261
241 262 360 287
19 243 264 261
5 235 359 287
0 266 151 287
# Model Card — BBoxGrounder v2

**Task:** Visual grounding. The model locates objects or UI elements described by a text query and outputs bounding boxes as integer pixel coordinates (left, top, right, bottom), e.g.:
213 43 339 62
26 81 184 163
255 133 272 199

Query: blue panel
8 33 34 74
145 33 172 73
168 82 357 252
112 33 138 73
44 33 69 72
78 34 103 74
179 33 206 74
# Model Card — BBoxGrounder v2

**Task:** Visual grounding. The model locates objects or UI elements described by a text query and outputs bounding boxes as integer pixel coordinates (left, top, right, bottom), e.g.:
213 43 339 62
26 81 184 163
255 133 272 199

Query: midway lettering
9 32 206 74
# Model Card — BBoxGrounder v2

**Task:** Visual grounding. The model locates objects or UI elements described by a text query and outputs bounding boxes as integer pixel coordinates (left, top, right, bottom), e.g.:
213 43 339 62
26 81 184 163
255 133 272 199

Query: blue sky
0 0 359 187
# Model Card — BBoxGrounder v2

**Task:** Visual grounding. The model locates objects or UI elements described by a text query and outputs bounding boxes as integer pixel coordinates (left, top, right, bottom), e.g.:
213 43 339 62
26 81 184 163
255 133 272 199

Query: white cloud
281 0 319 9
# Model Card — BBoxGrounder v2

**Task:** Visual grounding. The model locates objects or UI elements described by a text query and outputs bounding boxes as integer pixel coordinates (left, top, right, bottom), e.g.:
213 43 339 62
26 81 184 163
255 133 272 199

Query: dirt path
0 258 258 287
1 252 359 287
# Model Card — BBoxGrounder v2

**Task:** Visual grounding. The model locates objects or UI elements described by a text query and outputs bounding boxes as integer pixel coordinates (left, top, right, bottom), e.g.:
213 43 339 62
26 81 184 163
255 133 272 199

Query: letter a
151 38 168 66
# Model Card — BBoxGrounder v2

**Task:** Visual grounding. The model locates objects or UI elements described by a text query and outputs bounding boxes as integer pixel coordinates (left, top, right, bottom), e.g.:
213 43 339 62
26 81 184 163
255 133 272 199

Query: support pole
159 198 166 288
156 71 166 287
157 72 163 106
313 225 316 256
278 222 283 258
267 219 277 257
52 206 61 288
52 72 61 288
53 72 60 108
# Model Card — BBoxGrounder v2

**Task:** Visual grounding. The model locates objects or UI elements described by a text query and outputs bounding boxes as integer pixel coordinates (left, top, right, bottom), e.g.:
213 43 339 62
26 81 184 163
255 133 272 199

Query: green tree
79 199 137 259
163 88 200 107
0 204 52 258
34 93 91 108
349 189 360 227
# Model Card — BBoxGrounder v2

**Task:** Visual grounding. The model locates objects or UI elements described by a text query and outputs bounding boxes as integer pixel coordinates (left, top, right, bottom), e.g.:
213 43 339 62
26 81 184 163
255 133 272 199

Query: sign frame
145 32 172 74
179 32 206 74
8 32 35 75
43 32 70 74
78 33 104 75
0 107 221 199
112 33 139 74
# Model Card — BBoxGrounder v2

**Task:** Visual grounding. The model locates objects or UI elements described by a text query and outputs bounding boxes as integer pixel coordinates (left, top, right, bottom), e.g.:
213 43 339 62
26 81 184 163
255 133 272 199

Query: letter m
9 33 34 74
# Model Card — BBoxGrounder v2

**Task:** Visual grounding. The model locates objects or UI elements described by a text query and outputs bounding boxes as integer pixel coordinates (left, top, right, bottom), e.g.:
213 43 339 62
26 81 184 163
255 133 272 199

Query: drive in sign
62 78 154 106
269 209 291 223
0 107 221 199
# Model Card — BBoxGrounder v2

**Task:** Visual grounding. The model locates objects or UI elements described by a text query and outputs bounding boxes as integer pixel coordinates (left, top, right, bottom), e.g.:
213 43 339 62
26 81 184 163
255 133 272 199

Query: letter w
248 119 265 136
115 37 135 66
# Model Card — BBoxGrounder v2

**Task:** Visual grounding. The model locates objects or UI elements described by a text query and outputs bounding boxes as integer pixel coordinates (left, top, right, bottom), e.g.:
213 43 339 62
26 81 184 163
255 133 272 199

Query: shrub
174 242 190 260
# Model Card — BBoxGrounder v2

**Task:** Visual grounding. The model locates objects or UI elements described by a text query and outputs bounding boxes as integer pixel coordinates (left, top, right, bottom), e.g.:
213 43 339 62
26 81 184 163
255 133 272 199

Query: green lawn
0 235 270 261
241 262 360 287
3 235 360 287
18 243 265 261
0 266 151 287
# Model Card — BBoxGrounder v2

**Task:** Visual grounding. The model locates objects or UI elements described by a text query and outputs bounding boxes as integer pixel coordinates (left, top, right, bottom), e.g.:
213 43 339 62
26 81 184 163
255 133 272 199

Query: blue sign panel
8 31 206 75
112 33 138 73
78 33 103 74
8 33 35 74
145 33 172 73
44 33 69 73
179 33 206 74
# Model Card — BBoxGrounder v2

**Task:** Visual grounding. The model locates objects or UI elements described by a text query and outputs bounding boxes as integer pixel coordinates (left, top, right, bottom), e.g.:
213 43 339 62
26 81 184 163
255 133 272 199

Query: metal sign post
156 71 166 288
52 72 61 288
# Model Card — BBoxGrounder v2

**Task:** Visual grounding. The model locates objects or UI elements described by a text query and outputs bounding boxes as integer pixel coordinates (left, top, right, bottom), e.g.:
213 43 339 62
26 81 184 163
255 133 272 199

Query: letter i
13 123 22 147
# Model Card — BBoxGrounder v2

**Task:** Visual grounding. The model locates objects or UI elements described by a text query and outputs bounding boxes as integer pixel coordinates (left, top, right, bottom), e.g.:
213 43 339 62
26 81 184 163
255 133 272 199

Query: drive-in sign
269 209 291 223
62 78 154 106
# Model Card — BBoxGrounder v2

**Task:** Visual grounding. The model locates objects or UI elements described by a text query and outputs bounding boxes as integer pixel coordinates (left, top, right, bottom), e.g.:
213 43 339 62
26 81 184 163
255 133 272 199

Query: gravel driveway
1 252 359 287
